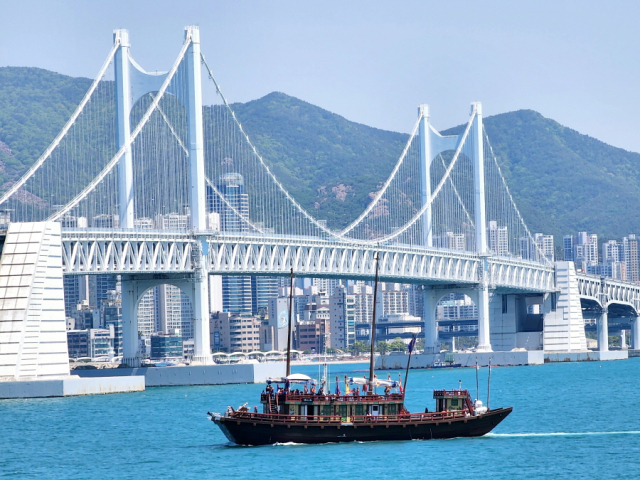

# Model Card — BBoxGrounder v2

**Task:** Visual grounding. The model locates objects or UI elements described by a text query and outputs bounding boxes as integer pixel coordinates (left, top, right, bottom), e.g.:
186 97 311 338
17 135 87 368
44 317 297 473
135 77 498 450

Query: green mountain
443 111 640 242
1 66 639 243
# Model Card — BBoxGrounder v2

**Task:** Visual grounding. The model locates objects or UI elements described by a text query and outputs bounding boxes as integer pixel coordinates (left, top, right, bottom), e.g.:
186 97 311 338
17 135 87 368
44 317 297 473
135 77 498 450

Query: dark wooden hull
213 407 512 445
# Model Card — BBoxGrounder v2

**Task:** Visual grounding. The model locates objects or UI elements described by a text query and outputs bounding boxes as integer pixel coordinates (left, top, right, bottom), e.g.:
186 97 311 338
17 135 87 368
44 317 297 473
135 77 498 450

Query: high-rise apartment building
488 221 509 256
375 283 409 320
137 289 157 336
623 234 639 281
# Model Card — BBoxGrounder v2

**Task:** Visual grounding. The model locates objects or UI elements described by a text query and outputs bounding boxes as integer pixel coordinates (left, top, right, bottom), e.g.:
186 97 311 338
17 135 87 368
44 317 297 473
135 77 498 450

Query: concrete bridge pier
422 288 439 353
597 308 609 352
620 329 628 350
121 275 142 367
120 273 212 367
476 286 492 352
633 317 640 350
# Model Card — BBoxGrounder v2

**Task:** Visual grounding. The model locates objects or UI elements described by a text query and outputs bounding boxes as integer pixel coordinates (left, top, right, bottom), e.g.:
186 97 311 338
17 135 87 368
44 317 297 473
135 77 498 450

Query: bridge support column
423 288 439 354
191 269 212 365
476 285 493 352
620 329 628 350
418 104 433 247
113 29 134 229
121 275 141 367
184 26 207 232
633 317 640 350
597 308 609 352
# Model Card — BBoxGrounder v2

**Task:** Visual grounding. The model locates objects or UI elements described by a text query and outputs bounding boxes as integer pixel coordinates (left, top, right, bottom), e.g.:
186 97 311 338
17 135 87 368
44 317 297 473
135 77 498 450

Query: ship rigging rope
483 129 551 266
356 109 476 245
152 95 266 234
48 33 193 221
338 115 422 236
0 40 120 207
201 54 360 242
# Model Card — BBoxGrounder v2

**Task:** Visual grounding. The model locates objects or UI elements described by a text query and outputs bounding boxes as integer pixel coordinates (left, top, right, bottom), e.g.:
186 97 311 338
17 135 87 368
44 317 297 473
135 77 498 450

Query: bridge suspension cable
483 130 552 265
48 32 194 221
152 93 266 234
338 114 422 237
201 54 344 240
356 109 476 245
0 41 120 208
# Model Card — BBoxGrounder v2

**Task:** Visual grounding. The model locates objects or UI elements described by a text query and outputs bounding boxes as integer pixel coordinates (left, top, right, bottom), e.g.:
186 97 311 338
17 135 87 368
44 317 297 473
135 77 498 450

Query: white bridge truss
576 273 640 313
61 229 555 292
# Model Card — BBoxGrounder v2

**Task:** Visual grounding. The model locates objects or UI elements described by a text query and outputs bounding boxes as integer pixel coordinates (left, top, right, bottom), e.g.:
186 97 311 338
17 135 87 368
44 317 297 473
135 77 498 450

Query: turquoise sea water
2 359 640 479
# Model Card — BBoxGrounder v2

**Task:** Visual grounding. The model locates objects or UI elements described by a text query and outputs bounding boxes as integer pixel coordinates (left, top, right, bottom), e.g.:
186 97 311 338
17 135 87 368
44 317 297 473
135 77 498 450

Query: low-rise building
210 312 262 353
67 327 114 359
150 333 183 360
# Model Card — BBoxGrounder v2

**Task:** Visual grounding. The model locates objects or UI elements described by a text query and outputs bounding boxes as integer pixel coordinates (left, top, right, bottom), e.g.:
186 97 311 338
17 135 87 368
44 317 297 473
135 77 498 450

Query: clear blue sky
2 0 639 152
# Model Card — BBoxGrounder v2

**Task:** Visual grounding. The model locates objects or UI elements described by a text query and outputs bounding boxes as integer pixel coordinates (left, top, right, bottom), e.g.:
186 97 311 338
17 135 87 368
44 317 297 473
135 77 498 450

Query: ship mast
285 268 294 377
368 253 380 394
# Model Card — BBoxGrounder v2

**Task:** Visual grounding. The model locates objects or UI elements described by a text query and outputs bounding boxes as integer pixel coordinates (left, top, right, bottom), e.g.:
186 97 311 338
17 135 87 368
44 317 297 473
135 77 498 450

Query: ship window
322 405 332 416
339 405 347 418
451 398 459 409
388 404 397 415
502 295 508 314
355 405 364 416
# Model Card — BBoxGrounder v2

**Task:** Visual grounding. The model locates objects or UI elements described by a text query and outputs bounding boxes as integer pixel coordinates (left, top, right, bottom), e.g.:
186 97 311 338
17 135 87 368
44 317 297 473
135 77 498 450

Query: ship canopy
267 373 316 385
349 377 399 388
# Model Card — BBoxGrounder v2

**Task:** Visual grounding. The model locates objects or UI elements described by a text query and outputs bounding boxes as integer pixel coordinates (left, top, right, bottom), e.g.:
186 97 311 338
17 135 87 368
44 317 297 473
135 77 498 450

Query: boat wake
487 431 640 438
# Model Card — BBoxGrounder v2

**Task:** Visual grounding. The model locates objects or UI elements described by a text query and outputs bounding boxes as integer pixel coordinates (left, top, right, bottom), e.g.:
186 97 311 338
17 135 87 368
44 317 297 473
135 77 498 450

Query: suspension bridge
0 26 638 374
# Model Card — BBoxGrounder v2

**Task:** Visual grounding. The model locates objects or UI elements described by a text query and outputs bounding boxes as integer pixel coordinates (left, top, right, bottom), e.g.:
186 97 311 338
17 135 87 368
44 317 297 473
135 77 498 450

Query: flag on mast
408 336 417 354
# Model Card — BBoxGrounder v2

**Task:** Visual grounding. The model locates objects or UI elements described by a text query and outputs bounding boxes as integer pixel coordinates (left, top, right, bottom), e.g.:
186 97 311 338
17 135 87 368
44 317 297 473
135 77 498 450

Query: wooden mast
368 253 380 394
285 268 294 377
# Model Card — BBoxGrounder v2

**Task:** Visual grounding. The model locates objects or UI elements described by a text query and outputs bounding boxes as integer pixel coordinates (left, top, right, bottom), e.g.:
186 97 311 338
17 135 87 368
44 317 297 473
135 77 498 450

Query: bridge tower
114 27 212 366
469 102 492 352
418 103 492 352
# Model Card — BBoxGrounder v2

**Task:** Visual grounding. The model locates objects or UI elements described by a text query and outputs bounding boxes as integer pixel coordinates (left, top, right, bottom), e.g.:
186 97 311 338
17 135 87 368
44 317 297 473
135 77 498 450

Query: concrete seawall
73 362 286 387
0 375 145 399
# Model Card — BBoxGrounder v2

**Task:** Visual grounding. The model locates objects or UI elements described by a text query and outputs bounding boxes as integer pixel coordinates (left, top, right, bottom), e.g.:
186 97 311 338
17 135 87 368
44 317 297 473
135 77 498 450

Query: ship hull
213 407 512 446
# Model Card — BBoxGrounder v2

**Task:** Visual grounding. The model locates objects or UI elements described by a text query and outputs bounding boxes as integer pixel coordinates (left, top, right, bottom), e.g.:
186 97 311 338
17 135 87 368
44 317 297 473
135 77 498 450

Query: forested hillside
1 66 640 242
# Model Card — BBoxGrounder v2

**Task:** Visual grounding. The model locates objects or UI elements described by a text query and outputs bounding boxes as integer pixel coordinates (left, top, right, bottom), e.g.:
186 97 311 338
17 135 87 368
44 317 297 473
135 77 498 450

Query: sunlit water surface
2 359 640 479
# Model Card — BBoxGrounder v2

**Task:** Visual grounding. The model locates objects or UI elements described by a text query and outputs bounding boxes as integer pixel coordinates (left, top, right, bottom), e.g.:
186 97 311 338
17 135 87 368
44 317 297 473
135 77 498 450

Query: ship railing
432 389 470 398
260 393 404 403
231 410 467 424
232 412 343 424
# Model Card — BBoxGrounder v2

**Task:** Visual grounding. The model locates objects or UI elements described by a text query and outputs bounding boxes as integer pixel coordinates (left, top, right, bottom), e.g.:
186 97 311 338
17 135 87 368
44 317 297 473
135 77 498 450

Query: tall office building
208 173 250 233
251 276 278 315
90 275 117 310
208 173 255 313
63 275 89 318
101 290 123 356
